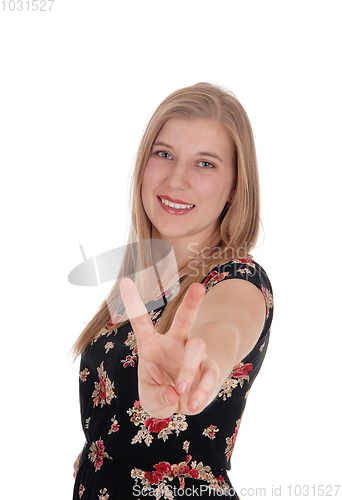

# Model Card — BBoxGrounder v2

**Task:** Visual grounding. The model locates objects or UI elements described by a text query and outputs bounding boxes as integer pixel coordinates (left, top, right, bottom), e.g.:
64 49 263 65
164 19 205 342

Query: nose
165 160 190 190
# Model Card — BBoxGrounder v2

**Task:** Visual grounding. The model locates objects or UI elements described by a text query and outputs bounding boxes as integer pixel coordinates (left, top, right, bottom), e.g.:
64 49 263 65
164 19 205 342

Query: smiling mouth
158 196 195 210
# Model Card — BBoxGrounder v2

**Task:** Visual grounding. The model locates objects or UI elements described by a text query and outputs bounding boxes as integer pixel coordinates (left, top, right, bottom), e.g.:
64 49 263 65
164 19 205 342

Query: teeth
160 198 194 209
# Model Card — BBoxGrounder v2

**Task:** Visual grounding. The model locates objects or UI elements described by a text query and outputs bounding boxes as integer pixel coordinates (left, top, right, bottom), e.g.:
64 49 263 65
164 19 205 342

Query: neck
151 227 221 279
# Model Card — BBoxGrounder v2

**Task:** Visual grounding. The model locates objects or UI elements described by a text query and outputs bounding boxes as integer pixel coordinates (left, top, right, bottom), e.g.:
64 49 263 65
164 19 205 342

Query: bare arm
175 278 266 411
120 277 266 418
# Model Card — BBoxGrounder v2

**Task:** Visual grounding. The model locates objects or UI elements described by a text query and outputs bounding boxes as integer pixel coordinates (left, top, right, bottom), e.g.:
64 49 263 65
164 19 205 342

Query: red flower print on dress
121 354 137 368
231 258 255 266
131 452 229 498
232 362 253 378
202 424 219 440
128 400 146 426
99 376 106 398
225 419 241 462
203 271 230 290
202 270 218 286
98 487 110 499
92 362 116 408
261 284 274 319
144 417 171 433
183 440 190 452
108 415 119 434
218 378 238 400
121 331 138 368
88 438 112 471
79 368 90 382
145 470 163 485
219 362 253 400
236 267 252 275
145 455 198 488
78 484 85 498
154 461 172 475
91 318 119 345
189 468 199 478
128 402 188 446
104 341 114 354
216 475 225 484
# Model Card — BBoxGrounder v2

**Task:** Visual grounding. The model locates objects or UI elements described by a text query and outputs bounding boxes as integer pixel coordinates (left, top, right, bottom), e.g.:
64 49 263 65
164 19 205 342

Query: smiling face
141 118 236 253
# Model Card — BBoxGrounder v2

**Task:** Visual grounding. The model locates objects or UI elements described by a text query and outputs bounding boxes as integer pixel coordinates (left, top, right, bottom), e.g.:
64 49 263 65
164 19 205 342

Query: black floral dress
73 259 273 500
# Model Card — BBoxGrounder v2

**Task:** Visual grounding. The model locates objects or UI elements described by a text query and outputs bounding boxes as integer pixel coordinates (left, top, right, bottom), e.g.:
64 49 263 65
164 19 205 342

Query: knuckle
206 366 220 384
189 337 206 352
182 367 195 379
177 316 192 329
198 386 210 399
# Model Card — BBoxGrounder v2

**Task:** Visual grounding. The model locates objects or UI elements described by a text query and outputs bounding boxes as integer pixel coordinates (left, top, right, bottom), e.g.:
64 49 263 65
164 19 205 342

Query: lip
157 195 195 215
158 194 194 206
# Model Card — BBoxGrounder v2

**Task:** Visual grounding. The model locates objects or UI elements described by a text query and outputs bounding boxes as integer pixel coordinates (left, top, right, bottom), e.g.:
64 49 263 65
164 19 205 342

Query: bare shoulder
199 277 265 321
191 278 266 360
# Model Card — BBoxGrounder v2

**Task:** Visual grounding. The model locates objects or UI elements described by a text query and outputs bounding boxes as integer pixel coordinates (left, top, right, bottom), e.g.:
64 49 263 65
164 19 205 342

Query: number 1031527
287 485 341 496
1 0 54 11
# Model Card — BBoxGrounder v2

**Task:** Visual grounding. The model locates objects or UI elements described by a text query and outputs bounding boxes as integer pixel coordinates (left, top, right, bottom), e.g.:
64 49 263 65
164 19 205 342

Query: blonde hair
72 82 260 358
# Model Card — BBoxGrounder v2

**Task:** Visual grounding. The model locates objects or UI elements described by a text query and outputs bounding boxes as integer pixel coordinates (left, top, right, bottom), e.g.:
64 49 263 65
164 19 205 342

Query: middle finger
168 283 205 340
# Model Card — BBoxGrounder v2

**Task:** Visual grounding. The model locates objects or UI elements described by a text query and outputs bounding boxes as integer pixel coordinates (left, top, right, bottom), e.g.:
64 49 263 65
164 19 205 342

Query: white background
1 1 341 499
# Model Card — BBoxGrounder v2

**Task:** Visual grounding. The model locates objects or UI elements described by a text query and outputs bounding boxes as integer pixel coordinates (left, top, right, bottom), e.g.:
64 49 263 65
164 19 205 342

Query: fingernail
177 382 187 394
165 392 170 404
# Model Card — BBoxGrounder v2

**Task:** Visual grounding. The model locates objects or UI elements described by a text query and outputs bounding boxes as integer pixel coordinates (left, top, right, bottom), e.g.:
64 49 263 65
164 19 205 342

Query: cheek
141 162 159 208
142 165 153 187
193 175 233 214
142 161 165 195
193 177 226 203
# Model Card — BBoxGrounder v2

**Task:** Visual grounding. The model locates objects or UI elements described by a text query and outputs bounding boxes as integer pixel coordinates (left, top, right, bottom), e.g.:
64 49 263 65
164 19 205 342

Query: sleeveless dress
73 259 274 500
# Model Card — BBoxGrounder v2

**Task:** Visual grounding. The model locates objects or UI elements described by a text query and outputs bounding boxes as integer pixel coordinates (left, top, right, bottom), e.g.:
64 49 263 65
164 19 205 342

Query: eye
154 150 172 160
198 160 215 169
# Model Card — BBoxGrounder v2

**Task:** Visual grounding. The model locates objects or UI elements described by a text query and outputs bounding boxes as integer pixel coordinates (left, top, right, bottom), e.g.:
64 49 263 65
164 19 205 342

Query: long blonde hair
72 82 260 358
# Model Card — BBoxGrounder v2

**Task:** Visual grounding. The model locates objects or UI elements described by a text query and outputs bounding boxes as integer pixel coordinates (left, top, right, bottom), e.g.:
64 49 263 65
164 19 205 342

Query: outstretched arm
120 277 265 418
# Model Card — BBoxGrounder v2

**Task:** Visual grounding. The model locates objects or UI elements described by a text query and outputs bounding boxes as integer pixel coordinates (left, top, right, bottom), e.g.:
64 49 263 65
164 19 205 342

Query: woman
72 82 274 499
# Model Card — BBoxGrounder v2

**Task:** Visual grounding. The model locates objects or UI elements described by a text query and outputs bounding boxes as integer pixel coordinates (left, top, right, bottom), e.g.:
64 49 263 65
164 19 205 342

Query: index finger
168 283 206 340
119 278 155 334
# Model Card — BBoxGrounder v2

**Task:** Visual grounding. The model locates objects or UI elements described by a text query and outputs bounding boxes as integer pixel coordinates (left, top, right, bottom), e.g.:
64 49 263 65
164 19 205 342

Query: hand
120 278 220 418
73 451 82 479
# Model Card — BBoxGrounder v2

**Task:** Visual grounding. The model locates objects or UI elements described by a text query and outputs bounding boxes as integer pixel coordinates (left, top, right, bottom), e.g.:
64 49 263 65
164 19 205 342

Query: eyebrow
152 142 224 163
153 142 173 149
197 151 224 163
